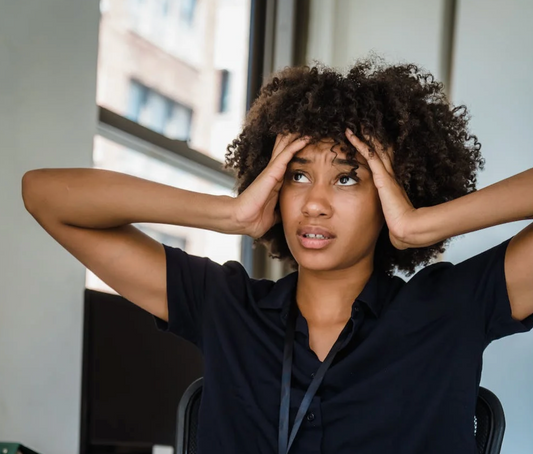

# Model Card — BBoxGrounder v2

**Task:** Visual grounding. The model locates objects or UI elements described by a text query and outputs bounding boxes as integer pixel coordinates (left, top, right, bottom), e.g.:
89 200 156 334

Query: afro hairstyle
225 56 484 277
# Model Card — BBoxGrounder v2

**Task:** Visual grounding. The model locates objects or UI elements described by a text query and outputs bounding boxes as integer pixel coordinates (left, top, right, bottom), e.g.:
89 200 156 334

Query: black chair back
475 386 506 454
176 379 506 454
176 377 203 454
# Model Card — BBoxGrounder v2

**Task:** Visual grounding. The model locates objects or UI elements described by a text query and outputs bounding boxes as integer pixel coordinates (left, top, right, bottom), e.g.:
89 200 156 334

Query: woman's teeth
304 234 327 239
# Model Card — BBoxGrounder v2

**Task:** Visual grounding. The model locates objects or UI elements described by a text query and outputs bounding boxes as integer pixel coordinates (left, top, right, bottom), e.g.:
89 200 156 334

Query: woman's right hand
233 133 310 238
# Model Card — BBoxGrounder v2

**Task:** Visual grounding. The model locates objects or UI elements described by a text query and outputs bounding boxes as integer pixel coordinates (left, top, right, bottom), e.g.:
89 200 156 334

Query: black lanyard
278 299 352 454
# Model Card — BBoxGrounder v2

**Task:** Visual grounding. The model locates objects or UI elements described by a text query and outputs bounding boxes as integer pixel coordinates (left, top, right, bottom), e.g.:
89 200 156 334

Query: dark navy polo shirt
154 237 533 454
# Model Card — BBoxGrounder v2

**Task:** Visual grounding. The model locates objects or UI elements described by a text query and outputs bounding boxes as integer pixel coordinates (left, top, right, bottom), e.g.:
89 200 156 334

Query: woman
22 57 533 453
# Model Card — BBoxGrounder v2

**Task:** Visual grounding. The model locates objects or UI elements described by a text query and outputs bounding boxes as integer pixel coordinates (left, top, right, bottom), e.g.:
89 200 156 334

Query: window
91 0 253 294
219 69 231 113
127 80 193 141
180 0 196 26
99 0 251 161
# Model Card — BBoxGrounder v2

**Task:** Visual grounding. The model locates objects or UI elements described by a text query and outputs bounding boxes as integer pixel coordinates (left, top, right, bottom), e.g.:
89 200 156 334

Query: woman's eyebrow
332 158 370 171
288 156 369 171
289 156 311 165
289 156 370 170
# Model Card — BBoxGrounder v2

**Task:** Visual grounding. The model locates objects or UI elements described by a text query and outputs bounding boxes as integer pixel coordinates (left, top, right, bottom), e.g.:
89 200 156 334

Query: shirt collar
256 267 385 319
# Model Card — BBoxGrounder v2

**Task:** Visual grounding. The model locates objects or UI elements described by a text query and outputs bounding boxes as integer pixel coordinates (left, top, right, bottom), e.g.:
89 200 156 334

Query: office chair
175 379 506 454
475 386 506 454
176 377 203 454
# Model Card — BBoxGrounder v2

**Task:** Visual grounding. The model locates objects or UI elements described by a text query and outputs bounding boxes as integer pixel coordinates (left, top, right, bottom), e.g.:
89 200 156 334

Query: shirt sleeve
451 237 533 346
153 244 232 348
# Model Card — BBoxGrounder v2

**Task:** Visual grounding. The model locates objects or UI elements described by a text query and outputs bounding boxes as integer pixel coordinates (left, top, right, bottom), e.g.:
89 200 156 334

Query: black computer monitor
81 289 203 454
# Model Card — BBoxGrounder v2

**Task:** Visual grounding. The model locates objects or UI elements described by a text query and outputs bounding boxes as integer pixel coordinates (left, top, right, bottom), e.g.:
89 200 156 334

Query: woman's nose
301 185 332 217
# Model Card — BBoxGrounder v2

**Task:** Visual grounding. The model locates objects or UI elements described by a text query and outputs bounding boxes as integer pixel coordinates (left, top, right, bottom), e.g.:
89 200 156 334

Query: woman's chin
294 255 343 272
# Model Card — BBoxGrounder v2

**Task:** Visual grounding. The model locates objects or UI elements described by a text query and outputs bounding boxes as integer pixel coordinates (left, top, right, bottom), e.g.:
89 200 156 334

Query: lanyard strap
278 299 352 454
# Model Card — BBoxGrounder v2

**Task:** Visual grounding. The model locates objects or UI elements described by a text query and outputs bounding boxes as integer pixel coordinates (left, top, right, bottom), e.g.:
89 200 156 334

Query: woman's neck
295 262 373 326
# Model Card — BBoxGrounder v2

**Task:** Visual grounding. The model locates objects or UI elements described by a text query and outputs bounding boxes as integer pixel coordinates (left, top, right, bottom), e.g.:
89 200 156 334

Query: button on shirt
154 237 533 454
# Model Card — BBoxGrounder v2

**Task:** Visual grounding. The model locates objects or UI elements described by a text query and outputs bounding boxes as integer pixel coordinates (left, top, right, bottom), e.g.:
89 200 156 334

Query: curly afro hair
225 56 484 277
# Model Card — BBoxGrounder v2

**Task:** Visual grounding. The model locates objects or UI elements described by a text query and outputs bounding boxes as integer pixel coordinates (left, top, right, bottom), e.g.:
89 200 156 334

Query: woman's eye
337 175 359 186
292 172 310 183
289 172 358 185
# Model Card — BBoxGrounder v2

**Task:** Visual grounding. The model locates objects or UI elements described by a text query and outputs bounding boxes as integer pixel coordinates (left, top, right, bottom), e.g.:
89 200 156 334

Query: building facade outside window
90 0 251 294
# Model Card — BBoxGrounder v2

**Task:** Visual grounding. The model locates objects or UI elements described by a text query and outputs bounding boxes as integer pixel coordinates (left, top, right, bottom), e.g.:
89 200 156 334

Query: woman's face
279 139 385 273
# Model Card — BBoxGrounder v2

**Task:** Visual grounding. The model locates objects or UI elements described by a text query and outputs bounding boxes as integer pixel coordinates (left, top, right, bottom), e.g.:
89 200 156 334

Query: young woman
22 57 533 454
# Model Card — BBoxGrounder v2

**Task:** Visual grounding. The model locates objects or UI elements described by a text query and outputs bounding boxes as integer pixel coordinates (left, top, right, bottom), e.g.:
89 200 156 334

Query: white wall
306 1 533 453
307 0 446 79
0 1 99 454
448 1 533 453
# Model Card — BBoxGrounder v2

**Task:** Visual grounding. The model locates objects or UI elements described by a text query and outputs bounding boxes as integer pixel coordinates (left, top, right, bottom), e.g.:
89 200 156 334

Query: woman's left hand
345 128 419 250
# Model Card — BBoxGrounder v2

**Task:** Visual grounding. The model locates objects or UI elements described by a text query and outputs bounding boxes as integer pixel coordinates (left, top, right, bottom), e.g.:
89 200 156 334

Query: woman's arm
344 129 533 322
21 168 237 232
409 168 533 247
409 168 533 322
21 168 237 321
20 134 309 319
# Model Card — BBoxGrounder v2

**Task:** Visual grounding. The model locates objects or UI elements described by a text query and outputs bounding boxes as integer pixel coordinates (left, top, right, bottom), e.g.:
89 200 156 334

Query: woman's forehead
295 139 369 168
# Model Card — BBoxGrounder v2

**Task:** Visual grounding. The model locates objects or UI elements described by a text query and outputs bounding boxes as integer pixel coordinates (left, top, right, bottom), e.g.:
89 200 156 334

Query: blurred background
1 0 532 453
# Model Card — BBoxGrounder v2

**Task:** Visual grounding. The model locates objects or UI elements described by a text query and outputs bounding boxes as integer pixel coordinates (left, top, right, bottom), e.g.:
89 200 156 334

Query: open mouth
298 233 335 249
302 233 332 240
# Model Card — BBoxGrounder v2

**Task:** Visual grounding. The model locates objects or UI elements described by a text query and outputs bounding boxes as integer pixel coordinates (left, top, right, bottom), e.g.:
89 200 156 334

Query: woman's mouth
297 233 335 249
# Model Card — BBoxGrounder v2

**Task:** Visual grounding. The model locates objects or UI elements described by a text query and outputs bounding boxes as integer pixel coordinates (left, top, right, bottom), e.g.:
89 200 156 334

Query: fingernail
346 128 354 136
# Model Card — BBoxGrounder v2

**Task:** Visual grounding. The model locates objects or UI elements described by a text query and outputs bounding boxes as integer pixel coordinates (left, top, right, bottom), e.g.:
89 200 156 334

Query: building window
127 80 193 141
161 0 171 17
98 0 250 161
180 0 196 26
219 69 231 113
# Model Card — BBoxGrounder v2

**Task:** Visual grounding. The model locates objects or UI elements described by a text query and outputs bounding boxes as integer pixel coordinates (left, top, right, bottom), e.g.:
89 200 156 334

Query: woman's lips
297 234 335 249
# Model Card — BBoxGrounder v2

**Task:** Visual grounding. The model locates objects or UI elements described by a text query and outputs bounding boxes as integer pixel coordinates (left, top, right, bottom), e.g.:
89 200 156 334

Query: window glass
97 0 251 162
93 0 251 293
126 80 194 140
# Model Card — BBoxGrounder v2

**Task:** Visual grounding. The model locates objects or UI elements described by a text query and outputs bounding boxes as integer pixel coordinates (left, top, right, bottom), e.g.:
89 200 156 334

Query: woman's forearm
408 167 533 247
21 168 238 233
